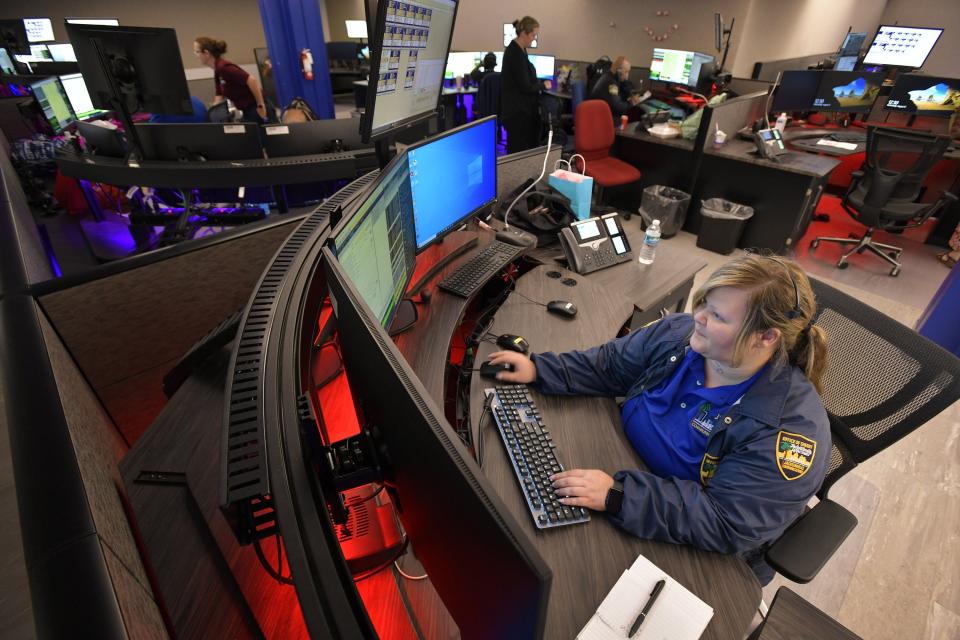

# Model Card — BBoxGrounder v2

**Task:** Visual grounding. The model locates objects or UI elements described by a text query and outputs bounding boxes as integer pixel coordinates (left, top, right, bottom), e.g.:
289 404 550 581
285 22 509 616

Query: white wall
732 0 888 77
879 0 960 76
324 0 367 41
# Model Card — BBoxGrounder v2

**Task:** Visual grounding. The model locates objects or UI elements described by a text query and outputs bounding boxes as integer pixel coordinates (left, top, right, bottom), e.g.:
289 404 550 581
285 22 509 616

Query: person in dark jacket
488 254 831 584
589 56 648 121
194 37 268 124
470 52 498 86
500 16 548 153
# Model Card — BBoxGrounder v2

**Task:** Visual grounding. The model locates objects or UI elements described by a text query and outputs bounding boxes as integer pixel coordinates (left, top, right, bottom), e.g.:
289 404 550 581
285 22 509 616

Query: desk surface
617 124 696 151
788 136 866 157
396 228 758 638
705 138 840 178
755 588 862 640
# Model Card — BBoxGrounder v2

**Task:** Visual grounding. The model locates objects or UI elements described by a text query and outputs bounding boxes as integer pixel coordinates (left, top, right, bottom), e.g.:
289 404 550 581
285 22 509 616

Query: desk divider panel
497 144 563 204
36 216 309 444
701 90 771 154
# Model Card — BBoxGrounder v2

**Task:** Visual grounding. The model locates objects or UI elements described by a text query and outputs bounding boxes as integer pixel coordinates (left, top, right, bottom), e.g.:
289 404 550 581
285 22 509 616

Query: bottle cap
652 219 661 225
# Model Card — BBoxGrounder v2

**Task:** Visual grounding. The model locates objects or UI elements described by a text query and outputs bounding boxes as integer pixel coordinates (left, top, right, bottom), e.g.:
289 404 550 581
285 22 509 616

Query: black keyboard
438 241 525 298
485 386 590 529
829 131 866 143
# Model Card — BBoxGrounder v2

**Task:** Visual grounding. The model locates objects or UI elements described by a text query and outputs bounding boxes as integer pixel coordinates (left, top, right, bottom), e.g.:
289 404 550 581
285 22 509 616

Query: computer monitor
134 123 264 161
812 70 884 113
29 76 77 133
838 32 866 57
363 0 459 142
29 44 51 60
444 51 502 80
771 70 823 112
0 20 31 55
862 25 943 69
649 48 715 88
262 119 371 157
527 54 555 81
65 23 193 116
321 246 551 638
76 121 127 157
58 73 107 119
330 152 416 328
0 48 14 74
47 43 77 62
345 19 368 39
65 18 120 26
409 116 496 251
884 74 960 118
23 18 54 43
834 55 858 72
503 22 537 48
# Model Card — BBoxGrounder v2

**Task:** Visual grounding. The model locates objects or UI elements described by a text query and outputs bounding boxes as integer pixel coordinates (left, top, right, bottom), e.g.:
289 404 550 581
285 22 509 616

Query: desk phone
753 128 789 159
559 213 633 275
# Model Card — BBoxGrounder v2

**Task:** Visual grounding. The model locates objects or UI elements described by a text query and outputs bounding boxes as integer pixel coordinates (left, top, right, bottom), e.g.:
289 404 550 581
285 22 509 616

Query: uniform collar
731 359 794 426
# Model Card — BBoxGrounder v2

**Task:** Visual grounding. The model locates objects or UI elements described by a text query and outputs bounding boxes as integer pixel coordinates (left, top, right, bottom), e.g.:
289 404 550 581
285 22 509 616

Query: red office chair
574 100 641 203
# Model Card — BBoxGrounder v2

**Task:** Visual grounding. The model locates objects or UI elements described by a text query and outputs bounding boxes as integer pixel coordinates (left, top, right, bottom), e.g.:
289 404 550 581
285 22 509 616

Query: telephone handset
558 213 633 275
753 127 789 160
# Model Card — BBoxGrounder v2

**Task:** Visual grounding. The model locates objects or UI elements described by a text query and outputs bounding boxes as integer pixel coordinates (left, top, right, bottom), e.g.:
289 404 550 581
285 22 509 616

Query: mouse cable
476 393 495 469
503 127 554 230
392 564 428 640
253 532 295 585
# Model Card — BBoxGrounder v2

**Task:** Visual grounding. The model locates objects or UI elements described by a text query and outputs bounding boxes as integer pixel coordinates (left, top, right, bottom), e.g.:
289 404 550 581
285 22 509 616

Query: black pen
628 578 666 637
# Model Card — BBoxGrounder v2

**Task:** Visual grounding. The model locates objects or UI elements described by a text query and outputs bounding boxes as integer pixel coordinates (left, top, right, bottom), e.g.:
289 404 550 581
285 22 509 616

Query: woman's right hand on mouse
487 351 537 383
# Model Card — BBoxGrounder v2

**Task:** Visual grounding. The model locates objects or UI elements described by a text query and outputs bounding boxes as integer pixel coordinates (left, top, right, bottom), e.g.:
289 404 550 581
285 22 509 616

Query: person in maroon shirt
193 37 267 123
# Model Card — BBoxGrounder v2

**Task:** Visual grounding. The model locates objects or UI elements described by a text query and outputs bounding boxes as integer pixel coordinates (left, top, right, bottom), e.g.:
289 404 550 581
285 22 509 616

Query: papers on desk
577 554 713 640
816 138 859 151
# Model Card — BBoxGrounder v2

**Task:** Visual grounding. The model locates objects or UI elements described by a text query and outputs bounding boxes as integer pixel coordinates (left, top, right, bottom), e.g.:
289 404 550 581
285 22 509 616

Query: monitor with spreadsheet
408 116 497 251
330 152 416 328
862 25 943 69
838 32 866 57
58 73 103 118
362 0 459 141
23 18 54 43
29 76 76 133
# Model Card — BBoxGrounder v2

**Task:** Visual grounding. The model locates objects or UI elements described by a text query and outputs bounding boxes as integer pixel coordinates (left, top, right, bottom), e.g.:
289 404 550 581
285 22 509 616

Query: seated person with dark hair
589 56 649 121
470 52 498 86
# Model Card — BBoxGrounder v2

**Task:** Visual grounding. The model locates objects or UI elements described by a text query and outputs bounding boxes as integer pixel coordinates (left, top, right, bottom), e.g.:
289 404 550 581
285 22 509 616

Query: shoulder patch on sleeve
775 431 817 481
699 453 720 486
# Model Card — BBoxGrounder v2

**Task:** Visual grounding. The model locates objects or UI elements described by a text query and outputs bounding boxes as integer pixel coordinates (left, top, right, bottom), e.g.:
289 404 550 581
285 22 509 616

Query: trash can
696 198 754 254
638 185 691 238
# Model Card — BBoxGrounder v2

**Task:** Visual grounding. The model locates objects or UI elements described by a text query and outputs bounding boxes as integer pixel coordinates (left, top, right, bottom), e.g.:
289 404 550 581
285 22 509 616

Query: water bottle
638 219 661 265
775 112 788 133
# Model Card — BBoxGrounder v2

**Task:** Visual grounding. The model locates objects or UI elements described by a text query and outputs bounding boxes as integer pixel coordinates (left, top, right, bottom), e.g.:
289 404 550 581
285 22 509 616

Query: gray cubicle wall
751 52 833 82
496 144 563 203
702 90 771 150
727 77 773 98
0 132 54 289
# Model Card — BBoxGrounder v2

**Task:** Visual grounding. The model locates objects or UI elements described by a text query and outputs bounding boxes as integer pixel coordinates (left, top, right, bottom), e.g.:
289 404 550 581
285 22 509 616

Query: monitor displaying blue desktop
649 48 714 87
527 54 554 81
862 25 943 69
409 116 496 251
29 76 77 133
332 153 417 328
812 71 884 113
884 74 960 118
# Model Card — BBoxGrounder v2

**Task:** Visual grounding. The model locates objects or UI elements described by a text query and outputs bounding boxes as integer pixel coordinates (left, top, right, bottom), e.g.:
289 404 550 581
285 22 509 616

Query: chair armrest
765 499 858 584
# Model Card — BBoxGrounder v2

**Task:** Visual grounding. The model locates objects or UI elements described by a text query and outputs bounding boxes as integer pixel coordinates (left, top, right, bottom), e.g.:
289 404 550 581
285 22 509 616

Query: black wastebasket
696 198 754 254
638 185 691 238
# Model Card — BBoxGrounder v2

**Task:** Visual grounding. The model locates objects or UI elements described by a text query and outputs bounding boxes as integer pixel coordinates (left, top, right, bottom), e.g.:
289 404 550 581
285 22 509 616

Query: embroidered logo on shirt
775 431 817 481
690 402 715 436
699 453 720 486
608 84 620 96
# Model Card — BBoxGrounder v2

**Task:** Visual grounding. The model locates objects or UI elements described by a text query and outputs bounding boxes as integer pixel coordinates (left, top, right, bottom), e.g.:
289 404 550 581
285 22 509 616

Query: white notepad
577 554 714 640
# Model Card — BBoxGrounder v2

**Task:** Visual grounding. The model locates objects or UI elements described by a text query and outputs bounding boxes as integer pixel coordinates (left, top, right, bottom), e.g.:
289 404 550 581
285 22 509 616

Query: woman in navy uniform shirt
488 254 830 583
500 16 547 153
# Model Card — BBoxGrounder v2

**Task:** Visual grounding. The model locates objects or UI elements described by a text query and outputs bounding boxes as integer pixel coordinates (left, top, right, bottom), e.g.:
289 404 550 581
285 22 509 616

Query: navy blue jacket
530 314 830 583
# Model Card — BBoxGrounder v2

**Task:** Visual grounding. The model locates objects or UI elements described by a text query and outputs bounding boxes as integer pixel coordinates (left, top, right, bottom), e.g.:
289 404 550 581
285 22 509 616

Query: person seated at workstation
488 254 830 584
589 56 649 121
469 52 498 86
193 36 269 124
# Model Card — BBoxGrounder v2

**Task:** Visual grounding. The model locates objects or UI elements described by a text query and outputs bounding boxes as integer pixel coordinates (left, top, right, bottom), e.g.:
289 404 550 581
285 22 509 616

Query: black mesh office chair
810 125 957 276
765 277 960 583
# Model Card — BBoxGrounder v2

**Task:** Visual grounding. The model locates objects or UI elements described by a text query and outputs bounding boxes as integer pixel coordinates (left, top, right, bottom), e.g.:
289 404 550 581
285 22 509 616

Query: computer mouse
546 300 578 318
480 361 515 379
496 333 530 354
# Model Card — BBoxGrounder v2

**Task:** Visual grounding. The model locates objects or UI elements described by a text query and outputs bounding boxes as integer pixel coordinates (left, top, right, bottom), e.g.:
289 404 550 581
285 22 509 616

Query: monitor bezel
407 115 498 253
882 73 960 118
361 0 460 143
862 24 944 69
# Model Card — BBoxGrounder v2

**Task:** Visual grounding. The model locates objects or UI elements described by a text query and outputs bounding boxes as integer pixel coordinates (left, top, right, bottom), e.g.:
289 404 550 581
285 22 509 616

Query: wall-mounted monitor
345 19 368 39
862 25 943 69
23 18 54 43
884 74 960 118
811 71 884 113
527 53 554 81
503 22 536 48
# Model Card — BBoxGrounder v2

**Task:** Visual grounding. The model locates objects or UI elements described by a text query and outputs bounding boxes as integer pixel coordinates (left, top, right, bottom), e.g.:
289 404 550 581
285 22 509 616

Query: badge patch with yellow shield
775 431 816 481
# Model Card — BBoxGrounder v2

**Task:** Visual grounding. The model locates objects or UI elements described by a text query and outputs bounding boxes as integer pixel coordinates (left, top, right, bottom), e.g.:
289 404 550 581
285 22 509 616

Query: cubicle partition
751 52 834 82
